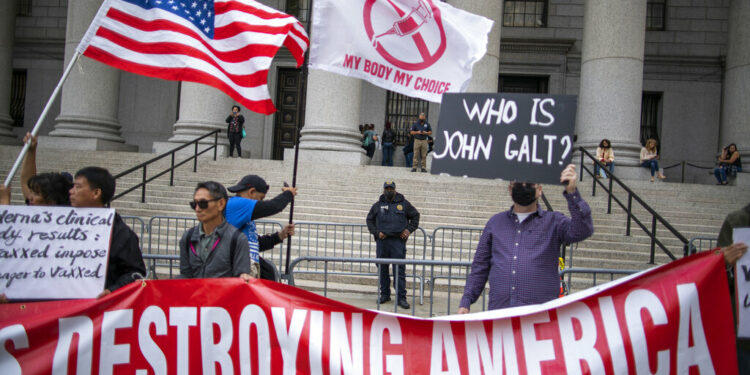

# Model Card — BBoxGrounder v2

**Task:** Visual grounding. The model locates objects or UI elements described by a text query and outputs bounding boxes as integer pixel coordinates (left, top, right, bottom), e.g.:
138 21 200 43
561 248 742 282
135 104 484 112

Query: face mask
384 191 396 201
511 183 537 206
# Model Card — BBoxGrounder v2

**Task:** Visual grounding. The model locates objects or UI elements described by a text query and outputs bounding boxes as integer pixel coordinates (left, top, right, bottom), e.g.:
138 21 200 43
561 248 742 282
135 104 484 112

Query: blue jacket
366 193 420 238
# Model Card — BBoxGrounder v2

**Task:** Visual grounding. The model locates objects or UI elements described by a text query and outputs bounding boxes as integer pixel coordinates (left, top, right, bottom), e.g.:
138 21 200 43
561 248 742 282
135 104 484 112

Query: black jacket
366 193 420 238
225 114 245 134
106 213 147 291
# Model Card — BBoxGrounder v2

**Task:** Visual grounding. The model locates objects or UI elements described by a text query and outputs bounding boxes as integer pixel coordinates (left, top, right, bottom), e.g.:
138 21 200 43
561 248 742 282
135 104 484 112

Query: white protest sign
0 205 114 300
735 227 750 338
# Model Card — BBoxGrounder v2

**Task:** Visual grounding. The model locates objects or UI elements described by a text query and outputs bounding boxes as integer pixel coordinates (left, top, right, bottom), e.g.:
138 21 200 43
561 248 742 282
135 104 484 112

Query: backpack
187 227 241 261
382 129 394 143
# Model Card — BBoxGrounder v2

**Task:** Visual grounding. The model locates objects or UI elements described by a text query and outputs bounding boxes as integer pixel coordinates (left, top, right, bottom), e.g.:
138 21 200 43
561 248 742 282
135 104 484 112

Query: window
646 0 666 31
10 70 26 128
499 75 549 94
285 0 310 23
640 93 662 150
17 0 32 16
503 0 547 28
384 91 429 146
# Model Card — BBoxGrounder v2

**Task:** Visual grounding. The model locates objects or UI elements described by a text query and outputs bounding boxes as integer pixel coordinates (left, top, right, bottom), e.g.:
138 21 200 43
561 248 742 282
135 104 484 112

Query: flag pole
3 52 81 187
284 2 314 276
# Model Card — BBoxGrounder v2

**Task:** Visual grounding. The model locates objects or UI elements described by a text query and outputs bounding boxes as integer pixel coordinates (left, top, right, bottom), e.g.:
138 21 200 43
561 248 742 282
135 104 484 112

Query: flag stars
191 1 197 8
172 5 178 10
200 18 206 25
195 10 201 16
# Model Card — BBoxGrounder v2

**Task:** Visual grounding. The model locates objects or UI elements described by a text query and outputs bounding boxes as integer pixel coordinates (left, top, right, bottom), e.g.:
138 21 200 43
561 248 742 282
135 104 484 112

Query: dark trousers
228 132 242 157
376 237 407 300
382 142 393 166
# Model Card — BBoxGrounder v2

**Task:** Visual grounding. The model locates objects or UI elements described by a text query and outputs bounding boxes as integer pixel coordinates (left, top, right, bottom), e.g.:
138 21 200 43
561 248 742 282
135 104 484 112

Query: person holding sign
366 180 420 309
19 133 73 206
410 113 432 172
180 181 251 280
69 167 146 298
457 164 593 312
717 202 750 371
639 138 666 182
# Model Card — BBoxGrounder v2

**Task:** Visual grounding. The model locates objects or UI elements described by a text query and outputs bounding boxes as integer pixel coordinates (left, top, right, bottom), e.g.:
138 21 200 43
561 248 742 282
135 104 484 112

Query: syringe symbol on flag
372 0 432 47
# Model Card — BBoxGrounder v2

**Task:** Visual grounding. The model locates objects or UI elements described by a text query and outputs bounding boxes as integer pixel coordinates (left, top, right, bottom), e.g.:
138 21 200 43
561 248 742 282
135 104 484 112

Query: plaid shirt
460 189 593 310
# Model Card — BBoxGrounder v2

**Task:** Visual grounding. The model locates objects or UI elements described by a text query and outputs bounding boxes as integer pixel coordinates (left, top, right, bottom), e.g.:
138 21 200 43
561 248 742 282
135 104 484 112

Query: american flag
77 0 308 115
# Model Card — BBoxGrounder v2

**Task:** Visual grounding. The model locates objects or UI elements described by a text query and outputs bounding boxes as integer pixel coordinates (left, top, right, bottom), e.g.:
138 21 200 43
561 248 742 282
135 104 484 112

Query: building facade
2 0 747 183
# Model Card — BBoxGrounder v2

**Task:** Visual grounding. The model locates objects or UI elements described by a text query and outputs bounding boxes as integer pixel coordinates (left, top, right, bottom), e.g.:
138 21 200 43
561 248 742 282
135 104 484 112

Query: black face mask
384 191 396 201
511 183 537 206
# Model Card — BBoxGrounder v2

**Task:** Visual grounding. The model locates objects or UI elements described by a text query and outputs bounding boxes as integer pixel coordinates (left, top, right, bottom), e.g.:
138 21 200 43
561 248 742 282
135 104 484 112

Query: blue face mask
511 183 537 206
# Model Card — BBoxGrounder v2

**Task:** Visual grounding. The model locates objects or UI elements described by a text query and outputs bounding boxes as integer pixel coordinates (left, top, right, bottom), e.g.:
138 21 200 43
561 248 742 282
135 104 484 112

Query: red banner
0 251 737 374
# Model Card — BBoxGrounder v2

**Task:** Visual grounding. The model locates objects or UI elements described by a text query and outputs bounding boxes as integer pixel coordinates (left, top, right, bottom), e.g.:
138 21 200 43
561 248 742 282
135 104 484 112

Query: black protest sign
431 93 577 184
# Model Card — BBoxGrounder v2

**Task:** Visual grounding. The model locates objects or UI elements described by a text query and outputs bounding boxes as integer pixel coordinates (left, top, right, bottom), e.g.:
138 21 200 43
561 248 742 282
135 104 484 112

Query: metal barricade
686 236 718 256
288 222 429 302
142 253 281 281
287 256 485 317
142 254 180 280
430 226 482 278
560 268 640 292
120 215 147 249
146 216 281 255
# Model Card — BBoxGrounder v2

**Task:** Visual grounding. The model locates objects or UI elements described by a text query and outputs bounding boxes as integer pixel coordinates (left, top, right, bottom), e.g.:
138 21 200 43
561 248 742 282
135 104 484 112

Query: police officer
366 180 420 309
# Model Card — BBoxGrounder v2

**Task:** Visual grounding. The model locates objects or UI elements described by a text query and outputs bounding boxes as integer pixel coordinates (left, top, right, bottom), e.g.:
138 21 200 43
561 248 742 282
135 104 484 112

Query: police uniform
366 181 420 305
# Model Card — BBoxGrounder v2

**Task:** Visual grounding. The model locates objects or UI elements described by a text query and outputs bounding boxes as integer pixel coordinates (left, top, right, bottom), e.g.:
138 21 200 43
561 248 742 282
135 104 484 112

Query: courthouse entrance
272 68 305 160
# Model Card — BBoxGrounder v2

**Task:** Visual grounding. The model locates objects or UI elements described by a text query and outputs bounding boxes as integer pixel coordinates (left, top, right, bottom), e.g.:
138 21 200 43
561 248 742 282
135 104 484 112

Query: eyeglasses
189 198 221 210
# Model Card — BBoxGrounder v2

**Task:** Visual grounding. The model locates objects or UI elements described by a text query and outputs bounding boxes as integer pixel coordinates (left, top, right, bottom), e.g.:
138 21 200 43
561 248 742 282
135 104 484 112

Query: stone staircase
2 145 748 315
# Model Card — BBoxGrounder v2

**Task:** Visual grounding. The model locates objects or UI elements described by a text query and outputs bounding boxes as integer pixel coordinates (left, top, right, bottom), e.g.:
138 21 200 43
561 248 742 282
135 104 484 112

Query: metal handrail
579 146 687 262
661 161 717 183
111 130 220 203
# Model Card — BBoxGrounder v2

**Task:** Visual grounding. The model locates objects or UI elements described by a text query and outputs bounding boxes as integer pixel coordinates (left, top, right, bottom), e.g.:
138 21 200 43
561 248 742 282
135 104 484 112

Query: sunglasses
189 198 221 210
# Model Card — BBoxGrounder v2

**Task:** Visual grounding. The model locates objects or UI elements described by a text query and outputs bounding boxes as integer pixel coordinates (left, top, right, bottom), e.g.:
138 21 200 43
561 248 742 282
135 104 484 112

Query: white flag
309 0 493 103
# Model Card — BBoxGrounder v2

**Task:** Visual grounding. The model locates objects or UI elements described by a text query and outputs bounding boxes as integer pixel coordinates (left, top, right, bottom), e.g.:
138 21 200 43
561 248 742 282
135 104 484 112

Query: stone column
297 69 366 164
720 0 750 158
576 0 647 175
0 0 18 145
451 0 502 93
153 82 233 154
46 0 135 151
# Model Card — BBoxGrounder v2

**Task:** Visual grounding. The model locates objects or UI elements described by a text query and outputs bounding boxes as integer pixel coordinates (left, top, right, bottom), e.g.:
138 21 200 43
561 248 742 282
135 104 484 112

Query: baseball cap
227 175 269 193
383 180 396 189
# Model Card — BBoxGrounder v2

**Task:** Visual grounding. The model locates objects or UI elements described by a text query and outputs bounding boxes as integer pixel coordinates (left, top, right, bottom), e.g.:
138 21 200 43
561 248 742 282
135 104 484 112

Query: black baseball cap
383 180 396 189
228 175 269 193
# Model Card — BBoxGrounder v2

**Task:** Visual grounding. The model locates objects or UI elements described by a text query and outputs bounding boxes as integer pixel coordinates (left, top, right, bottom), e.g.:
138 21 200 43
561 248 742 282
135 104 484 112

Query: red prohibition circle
363 0 447 71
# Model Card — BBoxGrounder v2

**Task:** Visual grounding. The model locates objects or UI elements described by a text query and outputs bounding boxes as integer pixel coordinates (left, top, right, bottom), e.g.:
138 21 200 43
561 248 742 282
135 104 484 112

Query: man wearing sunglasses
458 164 593 313
225 175 297 280
180 181 251 280
69 166 146 298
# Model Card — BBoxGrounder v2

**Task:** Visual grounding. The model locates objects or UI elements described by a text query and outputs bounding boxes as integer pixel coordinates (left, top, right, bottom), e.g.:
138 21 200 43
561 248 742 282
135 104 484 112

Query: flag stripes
78 0 308 115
